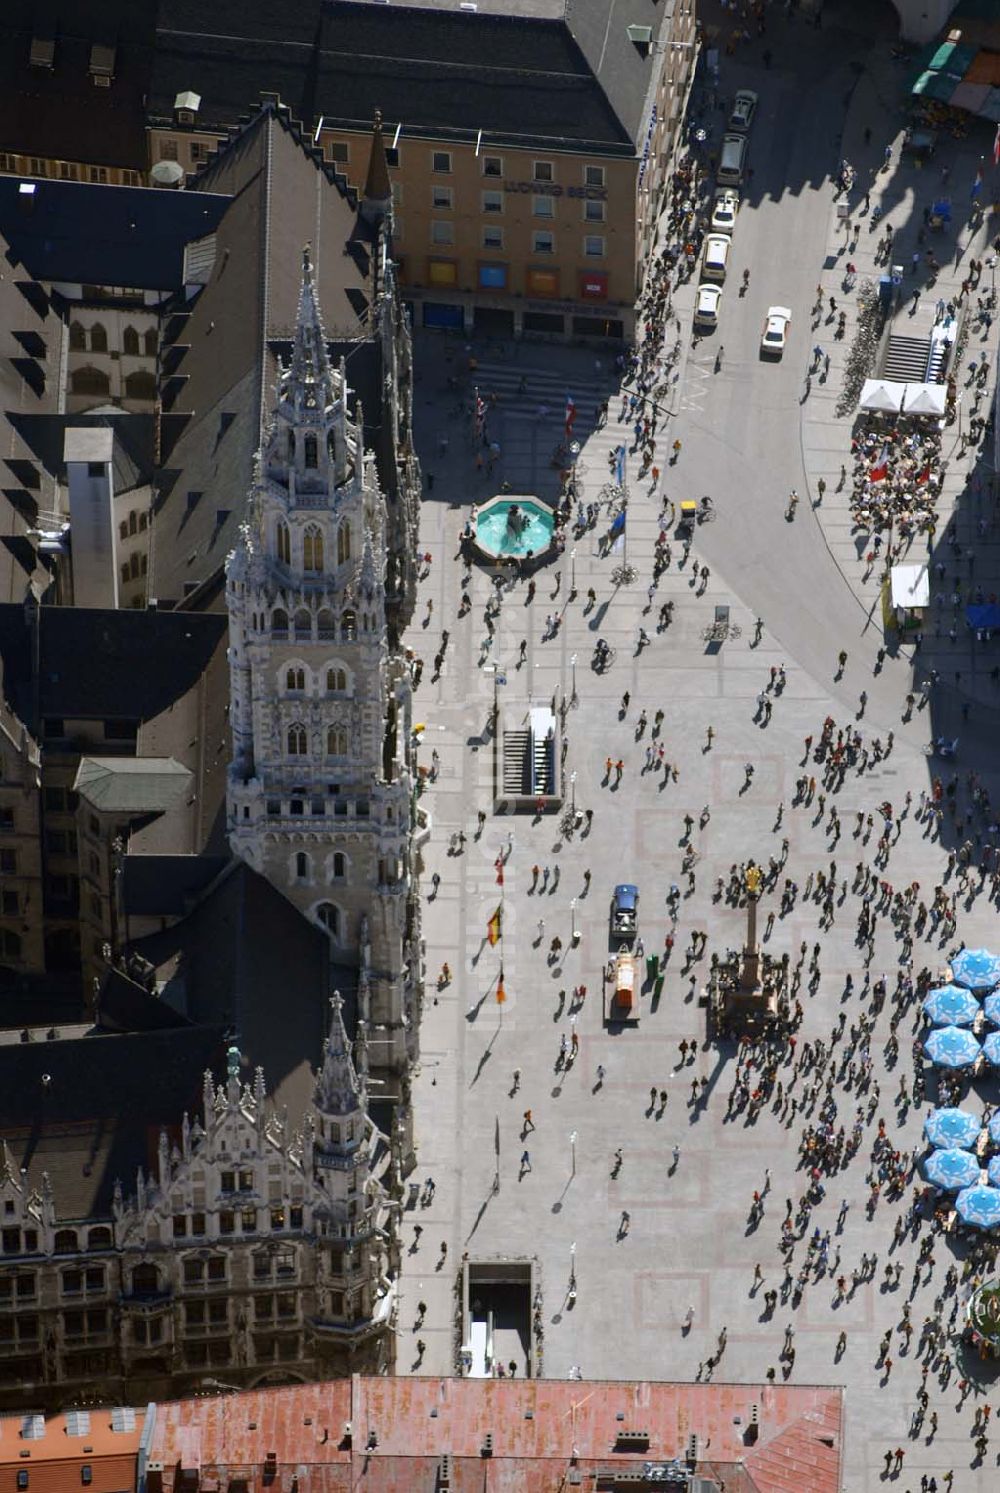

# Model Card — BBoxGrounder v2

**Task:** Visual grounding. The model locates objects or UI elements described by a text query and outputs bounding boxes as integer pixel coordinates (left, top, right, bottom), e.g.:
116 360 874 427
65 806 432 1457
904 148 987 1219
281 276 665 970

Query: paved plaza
398 3 1000 1489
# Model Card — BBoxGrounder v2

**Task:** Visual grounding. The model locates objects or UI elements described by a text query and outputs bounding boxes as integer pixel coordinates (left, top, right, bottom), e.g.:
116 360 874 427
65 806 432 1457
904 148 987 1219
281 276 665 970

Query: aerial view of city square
7 0 1000 1488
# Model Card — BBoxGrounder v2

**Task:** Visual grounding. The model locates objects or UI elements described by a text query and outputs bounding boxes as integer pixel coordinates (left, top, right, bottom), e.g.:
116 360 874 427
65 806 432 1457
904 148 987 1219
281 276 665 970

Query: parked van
701 234 731 282
717 133 748 185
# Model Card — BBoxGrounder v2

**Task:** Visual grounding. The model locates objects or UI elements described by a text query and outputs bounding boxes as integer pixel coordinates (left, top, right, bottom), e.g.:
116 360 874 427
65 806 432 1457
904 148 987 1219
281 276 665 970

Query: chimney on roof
361 111 392 228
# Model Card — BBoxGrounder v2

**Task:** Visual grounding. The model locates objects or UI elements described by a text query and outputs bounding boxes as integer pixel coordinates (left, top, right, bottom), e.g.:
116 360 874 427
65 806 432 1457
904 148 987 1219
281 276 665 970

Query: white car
694 283 722 331
761 305 792 357
711 188 739 234
729 89 758 131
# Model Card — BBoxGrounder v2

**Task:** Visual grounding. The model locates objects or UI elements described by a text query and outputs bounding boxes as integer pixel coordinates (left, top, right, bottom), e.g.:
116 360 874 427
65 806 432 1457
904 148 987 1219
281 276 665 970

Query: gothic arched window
316 902 342 940
272 608 288 636
326 667 347 692
317 608 335 639
90 323 108 353
326 725 348 757
122 326 140 356
337 522 351 565
303 525 324 573
341 610 357 641
332 852 346 880
144 328 158 357
69 321 86 351
293 609 312 640
287 429 296 462
287 723 308 756
304 434 318 469
295 851 310 881
276 521 290 565
285 666 305 692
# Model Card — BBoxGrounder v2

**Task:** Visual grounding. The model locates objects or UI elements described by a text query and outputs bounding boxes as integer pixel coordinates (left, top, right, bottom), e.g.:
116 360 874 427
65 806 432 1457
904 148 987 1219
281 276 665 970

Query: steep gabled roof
149 99 370 606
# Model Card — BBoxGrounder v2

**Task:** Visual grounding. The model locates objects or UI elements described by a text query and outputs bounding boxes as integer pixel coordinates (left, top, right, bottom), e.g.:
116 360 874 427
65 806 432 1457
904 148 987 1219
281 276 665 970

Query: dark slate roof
0 177 232 291
149 101 370 605
0 603 227 727
131 861 348 1128
0 0 156 171
0 1024 225 1219
150 0 663 153
122 852 229 917
9 411 156 489
97 964 193 1032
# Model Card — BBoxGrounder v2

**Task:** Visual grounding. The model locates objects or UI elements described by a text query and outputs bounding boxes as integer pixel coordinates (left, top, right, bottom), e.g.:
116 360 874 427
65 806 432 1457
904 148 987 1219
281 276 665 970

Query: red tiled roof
150 1379 843 1493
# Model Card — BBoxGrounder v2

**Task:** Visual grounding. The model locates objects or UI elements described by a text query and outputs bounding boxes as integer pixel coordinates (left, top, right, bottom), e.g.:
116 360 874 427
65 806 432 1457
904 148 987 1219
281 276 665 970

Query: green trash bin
654 974 665 999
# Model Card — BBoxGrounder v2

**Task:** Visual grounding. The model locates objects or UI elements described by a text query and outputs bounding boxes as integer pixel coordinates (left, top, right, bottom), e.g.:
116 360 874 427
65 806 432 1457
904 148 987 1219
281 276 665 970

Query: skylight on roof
20 1417 45 1441
65 1413 91 1438
110 1409 136 1435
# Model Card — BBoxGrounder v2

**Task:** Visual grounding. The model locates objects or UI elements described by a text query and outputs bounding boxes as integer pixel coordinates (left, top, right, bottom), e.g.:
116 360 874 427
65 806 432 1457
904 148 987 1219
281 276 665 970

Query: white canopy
902 382 947 417
891 562 930 610
859 378 904 413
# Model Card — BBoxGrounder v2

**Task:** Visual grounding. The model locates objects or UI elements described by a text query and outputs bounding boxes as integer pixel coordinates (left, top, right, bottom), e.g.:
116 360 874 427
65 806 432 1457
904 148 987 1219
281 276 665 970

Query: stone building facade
226 250 421 1079
0 995 395 1408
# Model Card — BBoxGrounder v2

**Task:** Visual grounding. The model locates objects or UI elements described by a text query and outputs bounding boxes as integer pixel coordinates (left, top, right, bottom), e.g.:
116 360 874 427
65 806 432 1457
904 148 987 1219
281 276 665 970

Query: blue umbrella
988 1157 1000 1189
924 1025 982 1068
926 1148 982 1190
925 1108 981 1148
956 1184 1000 1230
984 993 1000 1028
984 1032 1000 1067
951 948 1000 991
923 985 981 1026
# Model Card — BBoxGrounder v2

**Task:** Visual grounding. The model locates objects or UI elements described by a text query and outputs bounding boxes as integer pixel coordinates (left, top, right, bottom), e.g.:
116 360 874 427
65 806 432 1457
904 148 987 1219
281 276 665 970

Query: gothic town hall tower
226 251 419 1075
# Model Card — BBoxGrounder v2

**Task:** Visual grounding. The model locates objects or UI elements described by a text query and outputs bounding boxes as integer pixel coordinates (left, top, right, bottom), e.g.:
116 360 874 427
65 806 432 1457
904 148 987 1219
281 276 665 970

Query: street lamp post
570 770 577 814
570 652 578 707
569 547 577 601
569 1240 577 1303
570 1130 577 1176
571 897 578 945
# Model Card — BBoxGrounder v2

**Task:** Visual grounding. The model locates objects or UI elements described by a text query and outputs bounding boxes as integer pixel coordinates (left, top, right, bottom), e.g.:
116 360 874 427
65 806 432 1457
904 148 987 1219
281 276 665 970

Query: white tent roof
891 562 930 609
859 378 904 413
902 382 947 416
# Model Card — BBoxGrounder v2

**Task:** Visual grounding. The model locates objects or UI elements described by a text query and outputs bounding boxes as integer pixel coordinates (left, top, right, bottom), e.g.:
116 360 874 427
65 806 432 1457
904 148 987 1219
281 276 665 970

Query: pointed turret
287 246 338 414
361 111 392 227
314 991 366 1117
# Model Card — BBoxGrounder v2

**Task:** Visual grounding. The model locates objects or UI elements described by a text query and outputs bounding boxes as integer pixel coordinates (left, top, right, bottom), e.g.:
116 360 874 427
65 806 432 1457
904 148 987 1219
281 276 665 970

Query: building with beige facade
146 0 698 342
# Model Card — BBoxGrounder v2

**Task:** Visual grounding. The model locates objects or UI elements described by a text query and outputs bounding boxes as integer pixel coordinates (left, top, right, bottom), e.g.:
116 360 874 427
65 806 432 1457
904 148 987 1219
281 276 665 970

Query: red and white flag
869 445 889 482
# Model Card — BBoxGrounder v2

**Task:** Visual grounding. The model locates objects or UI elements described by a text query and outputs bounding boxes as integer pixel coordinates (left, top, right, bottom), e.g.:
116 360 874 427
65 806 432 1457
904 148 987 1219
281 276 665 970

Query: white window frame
482 225 504 250
532 160 554 183
431 184 453 210
481 154 503 178
584 198 605 222
532 194 555 219
584 164 605 188
432 150 452 174
583 234 606 258
482 190 503 214
532 230 555 255
431 219 455 246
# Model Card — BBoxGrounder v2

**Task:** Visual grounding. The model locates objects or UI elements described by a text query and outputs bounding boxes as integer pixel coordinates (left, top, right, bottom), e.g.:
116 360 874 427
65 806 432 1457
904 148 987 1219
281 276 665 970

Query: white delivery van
718 133 748 185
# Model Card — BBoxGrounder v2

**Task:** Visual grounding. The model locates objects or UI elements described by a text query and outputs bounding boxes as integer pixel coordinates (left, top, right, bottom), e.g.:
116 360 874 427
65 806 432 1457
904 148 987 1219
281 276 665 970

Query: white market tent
859 378 904 413
891 562 930 610
902 382 947 417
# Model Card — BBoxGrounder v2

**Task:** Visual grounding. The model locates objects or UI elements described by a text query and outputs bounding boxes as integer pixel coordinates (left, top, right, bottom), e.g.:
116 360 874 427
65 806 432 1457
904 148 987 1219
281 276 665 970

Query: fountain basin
472 495 556 566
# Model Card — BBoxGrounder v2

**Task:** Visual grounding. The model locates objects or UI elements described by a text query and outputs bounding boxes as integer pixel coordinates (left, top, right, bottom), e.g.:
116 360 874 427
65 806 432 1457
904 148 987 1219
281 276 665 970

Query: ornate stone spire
288 246 337 414
314 991 365 1117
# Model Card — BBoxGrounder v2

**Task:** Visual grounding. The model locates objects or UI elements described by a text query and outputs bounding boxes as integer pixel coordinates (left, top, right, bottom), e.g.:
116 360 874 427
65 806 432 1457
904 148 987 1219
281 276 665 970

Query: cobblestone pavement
398 6 1000 1490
